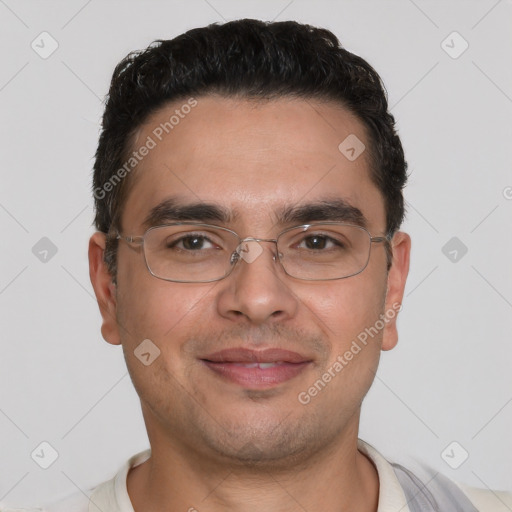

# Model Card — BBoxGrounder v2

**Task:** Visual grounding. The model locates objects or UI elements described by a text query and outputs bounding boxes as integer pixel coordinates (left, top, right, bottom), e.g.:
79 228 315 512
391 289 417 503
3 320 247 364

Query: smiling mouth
202 360 311 389
201 348 312 389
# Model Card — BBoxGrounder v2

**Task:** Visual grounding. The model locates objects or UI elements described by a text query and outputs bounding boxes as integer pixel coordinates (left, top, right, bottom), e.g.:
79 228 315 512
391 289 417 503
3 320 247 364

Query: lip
201 348 312 389
203 348 310 364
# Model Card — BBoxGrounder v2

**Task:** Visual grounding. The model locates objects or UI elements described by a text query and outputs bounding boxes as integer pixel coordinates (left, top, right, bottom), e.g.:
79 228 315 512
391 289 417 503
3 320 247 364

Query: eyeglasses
115 222 390 283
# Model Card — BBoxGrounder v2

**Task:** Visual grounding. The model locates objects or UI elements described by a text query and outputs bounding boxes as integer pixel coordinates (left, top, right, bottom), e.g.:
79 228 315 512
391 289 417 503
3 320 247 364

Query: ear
381 231 411 351
88 232 121 345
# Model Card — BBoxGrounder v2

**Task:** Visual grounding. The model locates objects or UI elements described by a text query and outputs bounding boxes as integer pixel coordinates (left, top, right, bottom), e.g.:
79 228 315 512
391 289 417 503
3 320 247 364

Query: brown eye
168 235 215 251
299 235 342 250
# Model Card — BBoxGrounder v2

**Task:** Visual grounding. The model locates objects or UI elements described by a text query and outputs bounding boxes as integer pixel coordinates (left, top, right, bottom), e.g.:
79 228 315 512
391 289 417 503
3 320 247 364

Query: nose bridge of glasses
234 237 279 265
240 236 278 244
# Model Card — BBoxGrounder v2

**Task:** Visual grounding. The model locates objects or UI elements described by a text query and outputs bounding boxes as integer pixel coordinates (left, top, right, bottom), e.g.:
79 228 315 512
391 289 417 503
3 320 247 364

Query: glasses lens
143 225 238 282
277 224 371 280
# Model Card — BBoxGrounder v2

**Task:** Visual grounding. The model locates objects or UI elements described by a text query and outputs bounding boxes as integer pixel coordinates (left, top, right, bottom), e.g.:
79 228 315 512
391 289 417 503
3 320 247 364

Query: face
89 96 410 468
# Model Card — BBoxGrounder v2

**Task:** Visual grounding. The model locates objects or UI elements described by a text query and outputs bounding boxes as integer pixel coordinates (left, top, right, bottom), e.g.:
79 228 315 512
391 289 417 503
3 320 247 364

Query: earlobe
381 231 411 351
88 232 122 345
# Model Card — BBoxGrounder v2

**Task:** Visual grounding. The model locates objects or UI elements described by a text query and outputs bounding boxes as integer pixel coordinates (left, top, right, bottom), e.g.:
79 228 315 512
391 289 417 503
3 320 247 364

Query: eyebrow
141 197 368 231
141 197 235 230
277 199 368 229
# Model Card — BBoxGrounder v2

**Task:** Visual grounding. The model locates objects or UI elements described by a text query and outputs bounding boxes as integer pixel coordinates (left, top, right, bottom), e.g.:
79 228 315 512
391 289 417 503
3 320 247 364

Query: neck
127 421 379 512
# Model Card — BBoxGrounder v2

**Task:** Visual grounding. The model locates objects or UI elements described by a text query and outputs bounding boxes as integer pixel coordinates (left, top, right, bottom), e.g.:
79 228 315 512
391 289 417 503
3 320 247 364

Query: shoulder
358 439 512 512
0 449 150 512
42 491 91 512
0 507 44 512
393 462 512 511
457 482 512 511
0 490 90 512
392 461 512 511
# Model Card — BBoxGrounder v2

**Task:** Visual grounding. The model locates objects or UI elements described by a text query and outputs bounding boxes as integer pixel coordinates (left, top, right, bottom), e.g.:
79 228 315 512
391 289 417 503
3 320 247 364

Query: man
9 18 511 512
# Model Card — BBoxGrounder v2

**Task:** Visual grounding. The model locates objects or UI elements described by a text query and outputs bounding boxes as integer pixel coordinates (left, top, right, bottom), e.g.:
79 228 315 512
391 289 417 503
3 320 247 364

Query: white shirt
3 439 511 512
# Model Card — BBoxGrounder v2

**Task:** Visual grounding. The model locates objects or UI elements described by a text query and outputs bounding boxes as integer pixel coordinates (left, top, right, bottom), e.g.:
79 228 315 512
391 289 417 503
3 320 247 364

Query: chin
195 412 335 470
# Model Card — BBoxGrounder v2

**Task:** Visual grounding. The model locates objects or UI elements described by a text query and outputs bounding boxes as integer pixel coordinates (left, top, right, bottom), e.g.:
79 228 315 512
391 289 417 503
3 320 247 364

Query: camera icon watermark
237 241 263 263
441 31 469 59
32 237 58 263
31 31 59 59
31 441 59 469
134 339 161 366
338 134 366 162
441 441 469 469
442 237 468 263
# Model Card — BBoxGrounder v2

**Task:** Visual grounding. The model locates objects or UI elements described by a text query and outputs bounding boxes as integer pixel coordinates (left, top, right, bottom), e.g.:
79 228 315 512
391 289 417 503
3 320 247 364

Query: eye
298 235 342 250
169 235 216 251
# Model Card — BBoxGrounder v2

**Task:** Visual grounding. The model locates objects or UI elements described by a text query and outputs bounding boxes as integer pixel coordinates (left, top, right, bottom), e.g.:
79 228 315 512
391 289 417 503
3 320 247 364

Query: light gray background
1 0 511 507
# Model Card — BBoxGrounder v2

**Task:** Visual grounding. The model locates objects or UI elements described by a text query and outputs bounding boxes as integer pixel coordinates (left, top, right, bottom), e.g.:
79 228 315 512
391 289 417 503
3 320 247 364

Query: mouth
201 348 313 389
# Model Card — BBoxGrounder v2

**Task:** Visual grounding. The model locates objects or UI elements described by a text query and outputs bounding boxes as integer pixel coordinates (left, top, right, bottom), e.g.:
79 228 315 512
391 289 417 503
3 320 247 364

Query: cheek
295 278 386 415
303 274 387 342
116 254 217 347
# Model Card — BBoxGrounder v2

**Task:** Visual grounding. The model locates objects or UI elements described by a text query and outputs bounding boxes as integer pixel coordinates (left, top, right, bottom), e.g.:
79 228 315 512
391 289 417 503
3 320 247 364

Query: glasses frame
114 221 391 283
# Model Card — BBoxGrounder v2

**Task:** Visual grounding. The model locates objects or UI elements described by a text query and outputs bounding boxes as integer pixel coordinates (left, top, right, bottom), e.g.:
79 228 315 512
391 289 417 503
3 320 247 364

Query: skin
89 96 411 512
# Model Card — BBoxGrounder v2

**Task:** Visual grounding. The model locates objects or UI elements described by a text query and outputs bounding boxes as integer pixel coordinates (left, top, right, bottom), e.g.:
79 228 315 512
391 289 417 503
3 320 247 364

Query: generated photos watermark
93 97 198 200
298 301 402 405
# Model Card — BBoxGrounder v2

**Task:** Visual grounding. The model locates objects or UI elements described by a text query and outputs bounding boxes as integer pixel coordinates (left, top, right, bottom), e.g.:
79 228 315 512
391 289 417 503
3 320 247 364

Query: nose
216 240 299 325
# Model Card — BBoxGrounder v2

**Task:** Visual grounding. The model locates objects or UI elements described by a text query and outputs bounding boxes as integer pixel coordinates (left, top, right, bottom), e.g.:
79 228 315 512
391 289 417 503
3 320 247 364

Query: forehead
121 96 385 233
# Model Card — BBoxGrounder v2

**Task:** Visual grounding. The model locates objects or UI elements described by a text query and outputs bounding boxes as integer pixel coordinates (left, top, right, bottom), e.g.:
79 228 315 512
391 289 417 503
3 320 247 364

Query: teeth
231 362 283 369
